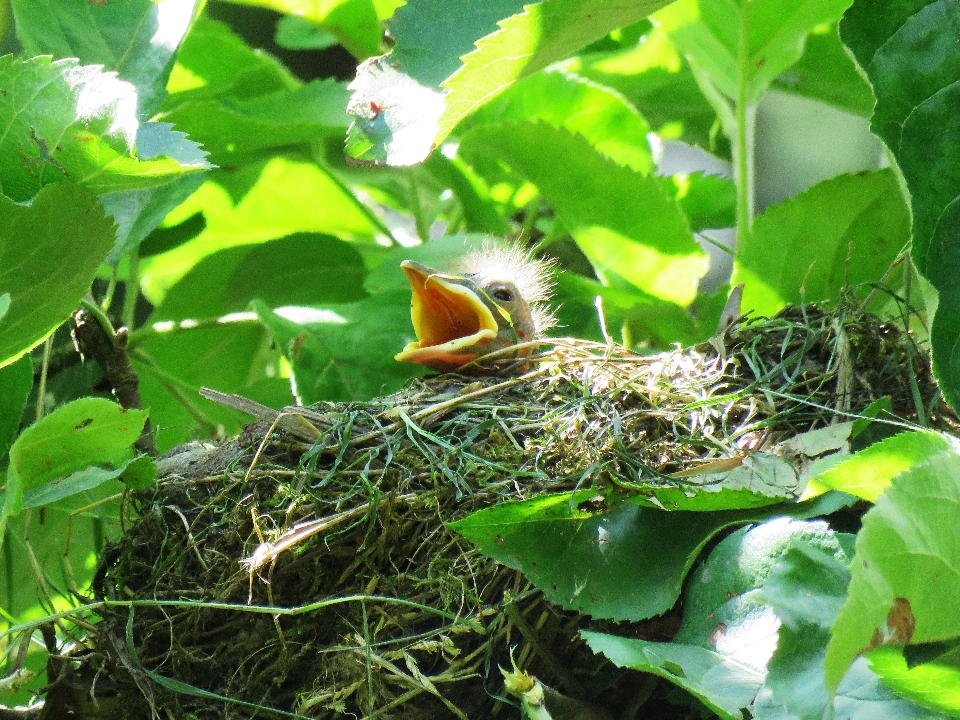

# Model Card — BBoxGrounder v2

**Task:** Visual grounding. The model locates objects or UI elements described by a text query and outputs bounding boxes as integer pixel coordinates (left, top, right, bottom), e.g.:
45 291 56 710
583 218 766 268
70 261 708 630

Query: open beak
395 260 499 370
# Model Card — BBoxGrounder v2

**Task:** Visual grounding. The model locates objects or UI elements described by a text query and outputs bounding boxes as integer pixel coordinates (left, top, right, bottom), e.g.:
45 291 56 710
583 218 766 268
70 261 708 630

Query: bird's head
395 246 556 373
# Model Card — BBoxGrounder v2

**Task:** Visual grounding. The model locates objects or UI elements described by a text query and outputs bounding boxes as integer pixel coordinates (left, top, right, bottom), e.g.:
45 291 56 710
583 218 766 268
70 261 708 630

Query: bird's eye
492 288 514 303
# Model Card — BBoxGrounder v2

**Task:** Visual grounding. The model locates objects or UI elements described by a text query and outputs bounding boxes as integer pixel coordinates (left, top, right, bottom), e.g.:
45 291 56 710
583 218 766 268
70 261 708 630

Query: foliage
0 0 958 717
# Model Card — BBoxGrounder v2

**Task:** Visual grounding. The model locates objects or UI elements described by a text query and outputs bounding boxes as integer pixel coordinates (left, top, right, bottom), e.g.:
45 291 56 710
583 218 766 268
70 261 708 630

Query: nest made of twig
81 302 946 720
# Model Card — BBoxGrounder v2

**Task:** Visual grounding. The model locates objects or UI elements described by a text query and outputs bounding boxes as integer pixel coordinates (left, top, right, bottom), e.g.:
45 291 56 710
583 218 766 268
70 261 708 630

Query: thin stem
130 347 220 436
314 152 397 244
79 297 116 337
122 248 139 331
126 313 260 347
408 169 430 242
101 268 117 312
35 335 53 422
734 2 756 247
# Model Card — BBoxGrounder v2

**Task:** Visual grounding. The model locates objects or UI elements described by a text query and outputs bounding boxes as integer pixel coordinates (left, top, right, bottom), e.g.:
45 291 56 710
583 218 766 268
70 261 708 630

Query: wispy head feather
458 244 558 335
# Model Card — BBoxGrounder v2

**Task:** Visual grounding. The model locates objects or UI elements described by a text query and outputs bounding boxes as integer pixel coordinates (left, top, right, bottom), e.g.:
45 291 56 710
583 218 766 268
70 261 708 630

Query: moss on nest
82 302 948 719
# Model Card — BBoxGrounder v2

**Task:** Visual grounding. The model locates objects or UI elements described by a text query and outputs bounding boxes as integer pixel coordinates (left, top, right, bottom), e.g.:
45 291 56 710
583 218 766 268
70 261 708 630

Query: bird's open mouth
394 260 499 368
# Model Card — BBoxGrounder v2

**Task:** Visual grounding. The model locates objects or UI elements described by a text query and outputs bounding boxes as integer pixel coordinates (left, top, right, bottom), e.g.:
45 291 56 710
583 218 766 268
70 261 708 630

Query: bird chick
395 245 556 372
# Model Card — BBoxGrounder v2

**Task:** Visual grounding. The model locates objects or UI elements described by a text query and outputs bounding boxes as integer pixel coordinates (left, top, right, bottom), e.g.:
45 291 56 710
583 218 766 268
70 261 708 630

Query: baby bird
395 245 556 372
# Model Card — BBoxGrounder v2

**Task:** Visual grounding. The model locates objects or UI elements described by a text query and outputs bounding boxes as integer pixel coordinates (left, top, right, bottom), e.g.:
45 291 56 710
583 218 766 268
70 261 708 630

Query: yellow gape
395 247 555 373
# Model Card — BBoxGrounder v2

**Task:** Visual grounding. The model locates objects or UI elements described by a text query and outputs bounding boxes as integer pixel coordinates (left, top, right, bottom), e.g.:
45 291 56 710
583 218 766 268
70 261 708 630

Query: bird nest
84 302 947 720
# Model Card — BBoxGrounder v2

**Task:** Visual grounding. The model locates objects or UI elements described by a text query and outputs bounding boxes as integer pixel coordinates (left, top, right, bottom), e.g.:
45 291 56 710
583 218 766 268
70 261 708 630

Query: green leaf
753 657 944 719
133 321 293 453
275 15 338 51
140 212 206 258
652 0 850 106
771 23 875 117
153 234 368 321
162 79 350 166
468 68 653 174
676 519 847 649
1 482 124 633
663 171 736 232
869 644 960 717
0 356 32 458
761 538 853 631
140 157 381 301
839 0 960 412
759 543 943 720
564 27 722 151
0 183 115 367
825 449 960 691
814 431 953 503
732 170 910 315
553 271 702 347
420 154 509 235
221 0 386 58
11 0 201 116
21 454 155 509
346 0 673 165
586 521 914 720
627 453 804 511
117 454 158 491
362 233 489 294
8 398 147 491
755 540 852 719
165 16 299 100
582 631 764 720
253 294 423 404
451 491 853 621
102 122 210 263
0 56 207 202
460 122 707 305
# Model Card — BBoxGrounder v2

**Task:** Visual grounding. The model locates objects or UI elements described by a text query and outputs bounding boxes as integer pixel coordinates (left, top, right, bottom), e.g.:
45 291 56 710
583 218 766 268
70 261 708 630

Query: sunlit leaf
154 234 368 321
756 539 851 718
0 56 207 202
460 122 707 305
814 431 953 503
652 0 850 105
166 16 299 99
140 157 381 302
9 398 146 487
468 68 653 174
11 0 201 116
869 644 960 717
753 657 942 719
133 321 293 453
346 0 673 165
102 121 210 263
825 449 960 691
733 170 909 315
755 538 945 718
771 23 875 116
677 519 846 647
564 27 722 150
